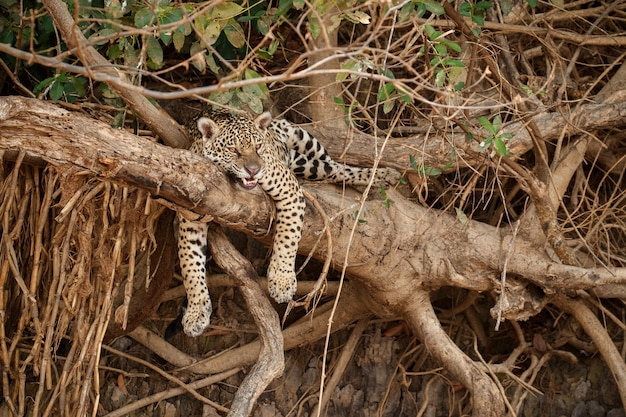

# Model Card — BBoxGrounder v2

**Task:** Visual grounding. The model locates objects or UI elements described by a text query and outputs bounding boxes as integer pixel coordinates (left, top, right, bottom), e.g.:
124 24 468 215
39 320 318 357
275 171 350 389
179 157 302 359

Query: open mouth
239 177 259 190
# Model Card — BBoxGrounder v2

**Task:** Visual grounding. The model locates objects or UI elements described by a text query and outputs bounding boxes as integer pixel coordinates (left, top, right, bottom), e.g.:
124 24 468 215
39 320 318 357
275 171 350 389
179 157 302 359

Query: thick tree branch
205 225 284 417
2 96 625 294
41 0 188 148
307 91 626 172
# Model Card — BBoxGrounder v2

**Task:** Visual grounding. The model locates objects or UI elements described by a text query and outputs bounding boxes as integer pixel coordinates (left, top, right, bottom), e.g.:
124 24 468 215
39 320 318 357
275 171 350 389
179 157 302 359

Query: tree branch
205 225 284 417
41 0 188 148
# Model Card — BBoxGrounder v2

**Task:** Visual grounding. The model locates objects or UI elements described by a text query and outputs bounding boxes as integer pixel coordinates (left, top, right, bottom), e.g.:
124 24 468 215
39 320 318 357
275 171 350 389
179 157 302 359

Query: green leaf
343 10 370 24
189 41 206 71
244 68 269 95
383 99 395 114
91 28 116 46
159 31 171 46
427 166 442 176
476 1 493 10
399 2 415 22
420 0 445 15
430 56 443 67
206 53 220 73
50 80 65 100
379 186 387 200
223 21 245 48
277 0 293 16
526 0 538 8
492 114 502 133
459 2 472 17
134 7 155 28
417 165 441 177
71 76 86 97
209 89 234 105
478 137 492 151
268 39 279 55
500 0 513 14
455 207 469 226
159 6 183 25
434 43 448 56
146 36 163 66
198 20 221 47
442 58 465 68
520 84 533 96
453 81 465 91
337 60 357 82
175 21 192 36
308 16 321 39
210 2 243 20
247 94 264 114
377 83 394 102
494 136 509 156
173 31 185 52
478 116 496 135
107 43 122 61
441 39 462 53
409 155 418 171
434 69 446 87
471 14 485 26
33 76 56 95
424 25 439 40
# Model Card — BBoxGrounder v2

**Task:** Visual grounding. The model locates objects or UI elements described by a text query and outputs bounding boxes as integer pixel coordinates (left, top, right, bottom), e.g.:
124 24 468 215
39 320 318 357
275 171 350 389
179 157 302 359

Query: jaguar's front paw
268 271 297 304
182 296 212 337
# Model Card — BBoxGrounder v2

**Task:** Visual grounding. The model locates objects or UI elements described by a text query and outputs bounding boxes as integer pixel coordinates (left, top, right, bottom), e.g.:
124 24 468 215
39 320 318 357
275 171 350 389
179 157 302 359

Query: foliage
476 115 514 157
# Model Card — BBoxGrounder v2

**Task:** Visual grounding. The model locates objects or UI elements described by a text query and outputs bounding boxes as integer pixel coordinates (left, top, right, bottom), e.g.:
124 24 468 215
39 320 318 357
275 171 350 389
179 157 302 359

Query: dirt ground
99 284 626 417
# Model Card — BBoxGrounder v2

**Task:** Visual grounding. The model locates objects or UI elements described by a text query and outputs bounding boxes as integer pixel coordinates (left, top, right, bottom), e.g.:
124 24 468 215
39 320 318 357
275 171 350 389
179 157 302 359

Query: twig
296 188 333 310
103 368 240 417
553 295 626 408
495 219 521 330
102 344 223 409
310 317 369 416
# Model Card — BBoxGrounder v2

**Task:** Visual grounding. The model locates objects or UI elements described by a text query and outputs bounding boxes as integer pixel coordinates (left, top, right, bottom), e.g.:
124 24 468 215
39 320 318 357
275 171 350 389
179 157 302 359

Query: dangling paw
267 270 297 304
181 294 213 337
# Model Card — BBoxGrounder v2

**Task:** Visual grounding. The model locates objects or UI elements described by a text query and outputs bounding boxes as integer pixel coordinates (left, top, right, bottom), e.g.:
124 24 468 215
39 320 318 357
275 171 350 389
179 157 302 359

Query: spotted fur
178 111 400 336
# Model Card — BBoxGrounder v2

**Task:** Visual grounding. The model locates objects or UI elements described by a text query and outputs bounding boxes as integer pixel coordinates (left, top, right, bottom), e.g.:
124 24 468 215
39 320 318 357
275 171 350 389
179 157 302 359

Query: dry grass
0 159 158 416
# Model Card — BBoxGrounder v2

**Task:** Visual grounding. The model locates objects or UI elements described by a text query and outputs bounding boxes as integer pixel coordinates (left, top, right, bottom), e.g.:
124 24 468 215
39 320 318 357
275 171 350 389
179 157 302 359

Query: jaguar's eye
228 147 237 154
255 143 262 150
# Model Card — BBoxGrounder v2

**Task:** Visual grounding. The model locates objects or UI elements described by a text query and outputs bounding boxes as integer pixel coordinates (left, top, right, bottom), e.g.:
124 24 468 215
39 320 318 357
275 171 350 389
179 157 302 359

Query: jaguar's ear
254 111 273 131
197 117 218 139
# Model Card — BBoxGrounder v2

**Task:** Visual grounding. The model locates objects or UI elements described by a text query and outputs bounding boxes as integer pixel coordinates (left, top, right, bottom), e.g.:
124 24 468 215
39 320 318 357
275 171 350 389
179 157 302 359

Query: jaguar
178 110 399 336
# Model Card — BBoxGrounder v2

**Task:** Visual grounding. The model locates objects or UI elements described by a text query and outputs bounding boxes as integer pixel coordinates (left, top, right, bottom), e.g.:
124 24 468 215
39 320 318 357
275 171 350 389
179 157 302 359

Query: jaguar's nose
245 165 261 177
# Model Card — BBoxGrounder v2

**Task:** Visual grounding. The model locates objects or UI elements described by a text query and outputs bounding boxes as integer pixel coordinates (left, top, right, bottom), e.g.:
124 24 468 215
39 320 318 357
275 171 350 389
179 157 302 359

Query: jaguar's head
196 111 273 190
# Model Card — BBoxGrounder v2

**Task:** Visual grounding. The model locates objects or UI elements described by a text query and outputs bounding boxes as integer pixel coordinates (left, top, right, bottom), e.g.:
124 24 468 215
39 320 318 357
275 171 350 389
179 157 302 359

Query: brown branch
128 286 368 376
402 289 506 417
2 96 626 294
204 225 284 417
305 90 626 172
552 295 626 406
41 0 188 148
